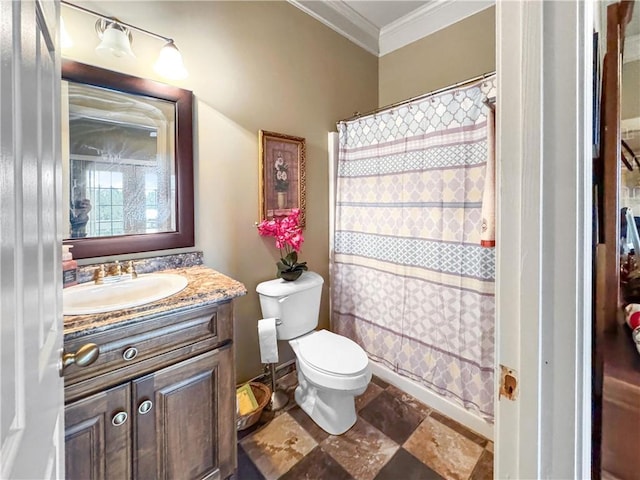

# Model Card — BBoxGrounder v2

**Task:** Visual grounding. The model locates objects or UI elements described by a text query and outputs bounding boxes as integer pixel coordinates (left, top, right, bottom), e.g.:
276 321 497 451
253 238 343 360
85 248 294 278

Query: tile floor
234 374 493 480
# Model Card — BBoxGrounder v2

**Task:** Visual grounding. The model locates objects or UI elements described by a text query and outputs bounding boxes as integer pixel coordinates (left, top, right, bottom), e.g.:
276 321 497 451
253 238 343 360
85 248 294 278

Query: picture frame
258 130 306 227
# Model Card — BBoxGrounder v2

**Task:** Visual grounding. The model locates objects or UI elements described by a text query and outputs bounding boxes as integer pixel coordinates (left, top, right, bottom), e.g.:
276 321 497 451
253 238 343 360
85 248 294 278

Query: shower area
329 75 497 436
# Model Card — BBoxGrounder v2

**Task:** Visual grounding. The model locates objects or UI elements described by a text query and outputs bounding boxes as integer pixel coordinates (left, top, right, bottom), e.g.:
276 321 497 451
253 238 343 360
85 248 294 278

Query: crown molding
289 0 495 58
287 0 379 55
320 0 379 39
625 34 640 64
379 0 494 57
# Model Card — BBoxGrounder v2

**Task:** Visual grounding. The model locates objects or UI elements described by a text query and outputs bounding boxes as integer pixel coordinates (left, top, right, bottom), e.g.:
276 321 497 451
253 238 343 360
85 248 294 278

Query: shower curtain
333 76 496 421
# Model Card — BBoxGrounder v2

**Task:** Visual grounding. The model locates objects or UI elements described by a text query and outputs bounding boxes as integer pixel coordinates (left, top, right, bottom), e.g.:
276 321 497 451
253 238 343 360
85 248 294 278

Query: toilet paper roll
258 318 279 364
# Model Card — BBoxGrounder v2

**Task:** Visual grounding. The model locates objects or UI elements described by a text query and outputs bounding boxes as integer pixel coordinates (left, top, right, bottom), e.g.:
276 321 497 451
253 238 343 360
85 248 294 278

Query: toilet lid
297 330 369 376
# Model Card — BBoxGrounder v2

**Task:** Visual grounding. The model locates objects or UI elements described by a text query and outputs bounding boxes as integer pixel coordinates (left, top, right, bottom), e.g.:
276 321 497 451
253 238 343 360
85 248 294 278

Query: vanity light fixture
154 40 188 80
61 0 188 80
95 18 135 59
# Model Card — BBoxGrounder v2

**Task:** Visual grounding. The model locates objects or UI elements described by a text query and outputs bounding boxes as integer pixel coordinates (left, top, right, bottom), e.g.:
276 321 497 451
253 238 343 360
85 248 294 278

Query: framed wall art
258 130 306 227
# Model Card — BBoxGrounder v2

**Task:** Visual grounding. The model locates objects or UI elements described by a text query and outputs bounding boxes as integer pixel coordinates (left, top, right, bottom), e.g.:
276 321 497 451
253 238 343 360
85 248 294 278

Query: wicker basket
236 382 271 431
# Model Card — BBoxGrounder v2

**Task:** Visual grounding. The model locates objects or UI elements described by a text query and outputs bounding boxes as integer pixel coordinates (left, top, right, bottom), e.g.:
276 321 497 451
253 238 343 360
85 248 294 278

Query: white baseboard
369 360 494 441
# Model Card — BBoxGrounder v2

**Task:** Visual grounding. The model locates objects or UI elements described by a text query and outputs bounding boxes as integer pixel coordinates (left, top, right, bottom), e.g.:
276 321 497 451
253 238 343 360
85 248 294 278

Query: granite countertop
64 265 247 339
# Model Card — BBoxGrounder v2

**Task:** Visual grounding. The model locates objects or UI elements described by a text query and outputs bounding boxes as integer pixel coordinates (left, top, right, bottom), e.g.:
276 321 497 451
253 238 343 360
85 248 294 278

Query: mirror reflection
63 81 177 239
619 6 640 256
61 60 194 259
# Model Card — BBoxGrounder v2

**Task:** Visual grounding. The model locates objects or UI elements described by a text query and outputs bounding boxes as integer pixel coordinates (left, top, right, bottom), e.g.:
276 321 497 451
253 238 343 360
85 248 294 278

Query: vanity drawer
63 302 232 386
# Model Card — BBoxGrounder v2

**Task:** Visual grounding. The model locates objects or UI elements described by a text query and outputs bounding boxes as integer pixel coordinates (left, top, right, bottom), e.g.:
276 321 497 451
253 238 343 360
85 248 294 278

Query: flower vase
277 191 287 210
280 270 303 281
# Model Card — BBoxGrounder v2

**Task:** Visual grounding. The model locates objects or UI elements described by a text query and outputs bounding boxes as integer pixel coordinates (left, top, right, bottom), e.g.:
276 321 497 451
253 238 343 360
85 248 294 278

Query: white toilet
257 271 371 435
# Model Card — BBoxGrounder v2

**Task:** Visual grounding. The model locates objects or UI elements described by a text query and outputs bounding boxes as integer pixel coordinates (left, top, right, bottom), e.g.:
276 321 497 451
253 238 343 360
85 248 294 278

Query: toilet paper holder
269 319 287 410
257 317 287 411
266 362 288 411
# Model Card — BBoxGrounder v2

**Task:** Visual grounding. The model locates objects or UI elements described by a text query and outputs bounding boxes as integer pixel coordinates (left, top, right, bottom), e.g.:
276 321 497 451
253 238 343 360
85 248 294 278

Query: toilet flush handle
278 295 290 304
276 296 289 326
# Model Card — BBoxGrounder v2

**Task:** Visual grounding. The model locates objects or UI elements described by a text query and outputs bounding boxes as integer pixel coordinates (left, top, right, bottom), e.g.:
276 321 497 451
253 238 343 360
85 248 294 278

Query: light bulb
154 41 188 80
95 20 135 59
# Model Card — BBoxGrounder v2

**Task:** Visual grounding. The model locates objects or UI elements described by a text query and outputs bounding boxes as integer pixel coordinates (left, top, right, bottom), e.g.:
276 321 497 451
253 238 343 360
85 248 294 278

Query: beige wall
63 1 378 382
623 60 640 120
378 7 495 106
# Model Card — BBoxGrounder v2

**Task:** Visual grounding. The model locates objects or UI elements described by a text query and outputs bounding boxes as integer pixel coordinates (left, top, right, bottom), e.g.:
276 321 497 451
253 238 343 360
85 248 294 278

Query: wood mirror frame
61 59 194 259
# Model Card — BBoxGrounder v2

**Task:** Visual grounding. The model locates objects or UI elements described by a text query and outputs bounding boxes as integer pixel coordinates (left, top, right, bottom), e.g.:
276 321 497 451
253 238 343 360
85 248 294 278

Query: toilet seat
297 330 369 376
290 330 371 392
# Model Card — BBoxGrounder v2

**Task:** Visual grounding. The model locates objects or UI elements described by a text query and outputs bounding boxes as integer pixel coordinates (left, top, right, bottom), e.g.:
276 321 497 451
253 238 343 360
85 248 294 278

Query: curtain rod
61 0 172 43
339 70 496 124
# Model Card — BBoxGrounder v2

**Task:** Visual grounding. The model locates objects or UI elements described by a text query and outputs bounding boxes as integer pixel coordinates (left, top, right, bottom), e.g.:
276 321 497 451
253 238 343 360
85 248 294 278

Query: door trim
495 0 592 477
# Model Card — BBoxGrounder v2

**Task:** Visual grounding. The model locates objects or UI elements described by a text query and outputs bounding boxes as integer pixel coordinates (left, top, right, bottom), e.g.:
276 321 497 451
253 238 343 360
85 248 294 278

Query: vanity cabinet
133 347 233 479
63 301 236 480
65 384 132 479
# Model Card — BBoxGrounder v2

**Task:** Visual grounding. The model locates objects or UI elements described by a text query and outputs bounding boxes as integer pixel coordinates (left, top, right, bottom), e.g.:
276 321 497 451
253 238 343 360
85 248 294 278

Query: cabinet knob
122 347 138 361
111 411 128 427
59 343 100 376
138 400 153 415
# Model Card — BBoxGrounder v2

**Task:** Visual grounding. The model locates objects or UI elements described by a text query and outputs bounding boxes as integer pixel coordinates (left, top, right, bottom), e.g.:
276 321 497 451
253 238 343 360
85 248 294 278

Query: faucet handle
93 265 106 284
125 260 138 278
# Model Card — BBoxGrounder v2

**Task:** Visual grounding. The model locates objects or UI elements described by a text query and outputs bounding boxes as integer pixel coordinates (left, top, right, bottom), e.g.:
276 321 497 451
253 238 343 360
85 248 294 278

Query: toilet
257 271 371 435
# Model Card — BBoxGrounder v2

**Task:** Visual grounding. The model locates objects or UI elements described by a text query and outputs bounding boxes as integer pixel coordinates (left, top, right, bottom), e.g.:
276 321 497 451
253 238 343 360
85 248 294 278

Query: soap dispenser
62 245 78 288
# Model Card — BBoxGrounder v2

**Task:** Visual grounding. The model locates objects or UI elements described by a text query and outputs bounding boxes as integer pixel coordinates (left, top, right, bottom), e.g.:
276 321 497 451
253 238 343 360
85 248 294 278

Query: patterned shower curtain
333 76 496 421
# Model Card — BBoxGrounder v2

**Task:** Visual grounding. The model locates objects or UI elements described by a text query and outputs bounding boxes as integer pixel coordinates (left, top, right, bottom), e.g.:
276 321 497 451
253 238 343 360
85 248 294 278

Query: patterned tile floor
234 374 493 480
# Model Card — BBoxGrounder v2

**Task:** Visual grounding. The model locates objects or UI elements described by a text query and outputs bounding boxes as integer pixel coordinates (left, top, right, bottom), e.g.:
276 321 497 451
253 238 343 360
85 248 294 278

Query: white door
495 1 592 478
0 1 64 478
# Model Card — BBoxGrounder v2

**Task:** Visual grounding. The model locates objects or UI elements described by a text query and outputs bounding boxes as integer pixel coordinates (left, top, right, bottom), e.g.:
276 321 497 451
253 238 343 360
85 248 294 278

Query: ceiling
288 0 494 57
344 1 430 29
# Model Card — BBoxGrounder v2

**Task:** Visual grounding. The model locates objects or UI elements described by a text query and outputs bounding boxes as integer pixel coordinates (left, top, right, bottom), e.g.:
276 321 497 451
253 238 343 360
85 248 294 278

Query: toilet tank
256 271 324 340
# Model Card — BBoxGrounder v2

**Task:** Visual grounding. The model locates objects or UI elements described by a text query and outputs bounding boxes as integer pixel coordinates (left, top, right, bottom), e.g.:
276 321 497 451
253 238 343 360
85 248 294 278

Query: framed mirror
61 60 194 259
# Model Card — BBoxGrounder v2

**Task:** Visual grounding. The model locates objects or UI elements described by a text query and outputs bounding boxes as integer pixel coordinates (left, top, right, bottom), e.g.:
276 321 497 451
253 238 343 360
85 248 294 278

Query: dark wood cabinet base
64 302 237 480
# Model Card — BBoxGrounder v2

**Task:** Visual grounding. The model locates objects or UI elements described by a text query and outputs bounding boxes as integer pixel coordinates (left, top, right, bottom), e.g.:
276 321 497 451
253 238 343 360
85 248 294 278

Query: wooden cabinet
133 347 234 480
63 302 236 480
65 384 132 480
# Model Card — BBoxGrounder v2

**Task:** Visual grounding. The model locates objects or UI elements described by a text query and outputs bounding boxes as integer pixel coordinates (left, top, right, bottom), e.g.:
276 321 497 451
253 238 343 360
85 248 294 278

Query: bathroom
2 0 599 479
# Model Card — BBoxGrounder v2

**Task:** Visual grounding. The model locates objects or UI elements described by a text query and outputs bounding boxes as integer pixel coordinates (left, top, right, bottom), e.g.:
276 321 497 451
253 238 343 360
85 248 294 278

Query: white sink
63 273 188 316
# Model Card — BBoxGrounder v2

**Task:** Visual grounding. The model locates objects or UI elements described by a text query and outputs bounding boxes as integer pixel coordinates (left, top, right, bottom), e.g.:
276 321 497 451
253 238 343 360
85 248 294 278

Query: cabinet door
65 383 132 480
133 345 235 480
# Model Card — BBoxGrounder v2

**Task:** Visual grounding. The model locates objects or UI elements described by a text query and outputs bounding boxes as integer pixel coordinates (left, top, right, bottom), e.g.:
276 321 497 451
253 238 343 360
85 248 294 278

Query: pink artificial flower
289 233 303 252
257 219 278 237
257 210 305 256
